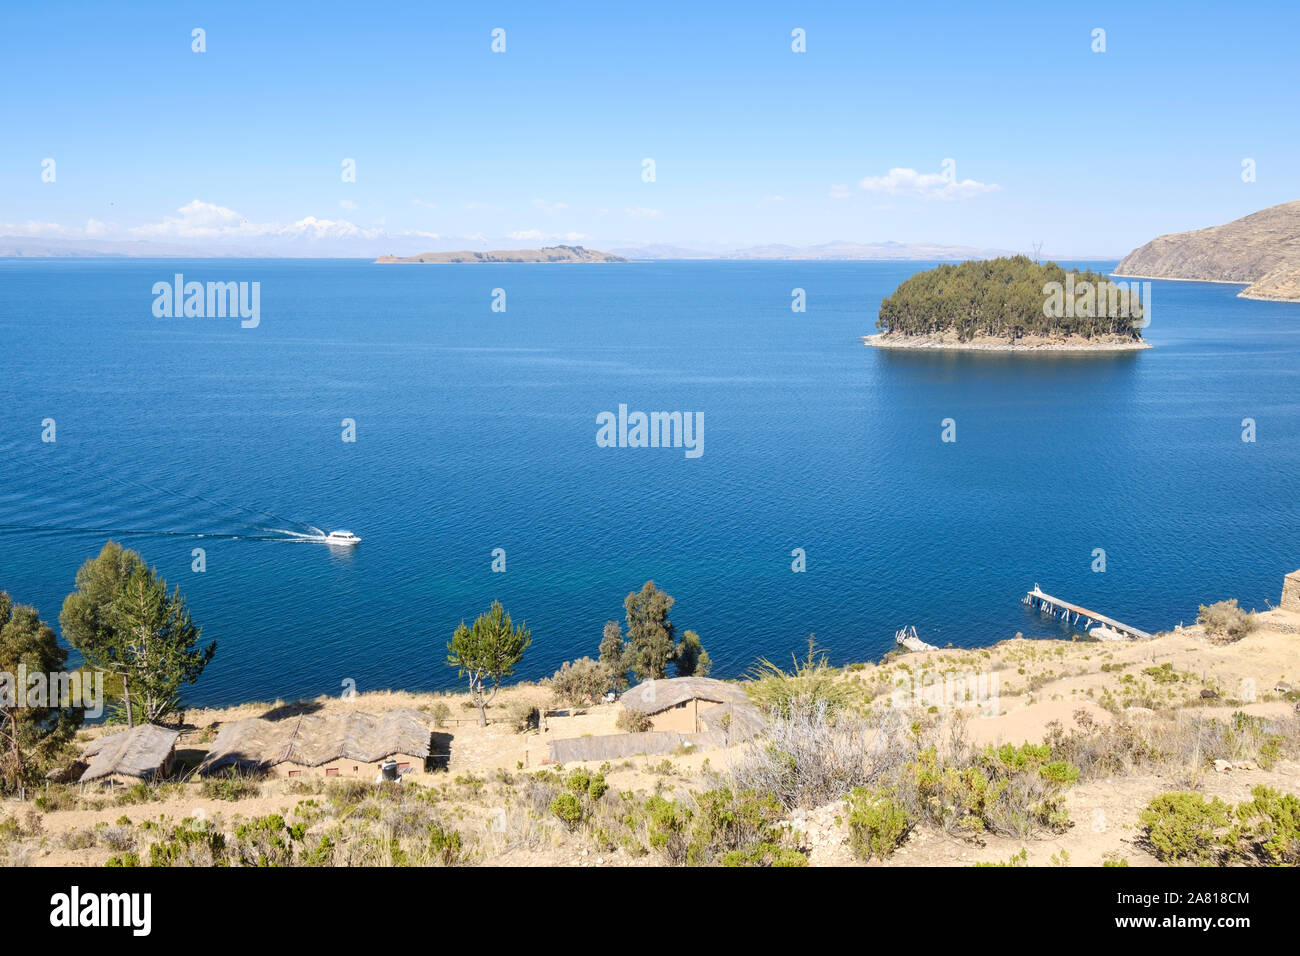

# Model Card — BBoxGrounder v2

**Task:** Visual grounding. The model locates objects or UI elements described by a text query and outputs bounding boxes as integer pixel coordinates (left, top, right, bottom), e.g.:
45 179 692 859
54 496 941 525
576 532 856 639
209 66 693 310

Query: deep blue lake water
2 258 1298 707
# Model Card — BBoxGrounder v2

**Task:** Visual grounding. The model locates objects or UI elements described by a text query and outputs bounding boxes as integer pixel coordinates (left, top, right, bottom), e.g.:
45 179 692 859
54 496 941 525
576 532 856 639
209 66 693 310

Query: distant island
375 245 625 264
1115 200 1300 302
865 256 1150 351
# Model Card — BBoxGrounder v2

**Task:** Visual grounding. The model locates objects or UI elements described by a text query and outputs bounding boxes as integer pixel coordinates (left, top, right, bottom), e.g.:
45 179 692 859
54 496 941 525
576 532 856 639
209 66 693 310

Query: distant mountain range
609 240 1026 260
1115 201 1300 301
376 245 625 264
0 234 1075 262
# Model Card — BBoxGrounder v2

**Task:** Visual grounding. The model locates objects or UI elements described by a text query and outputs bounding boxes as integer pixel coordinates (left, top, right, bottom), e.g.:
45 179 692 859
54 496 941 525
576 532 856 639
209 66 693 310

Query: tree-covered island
868 256 1151 350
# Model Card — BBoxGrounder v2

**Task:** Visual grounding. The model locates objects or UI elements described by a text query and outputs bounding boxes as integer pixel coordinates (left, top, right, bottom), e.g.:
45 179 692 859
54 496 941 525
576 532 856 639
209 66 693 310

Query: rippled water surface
2 258 1297 706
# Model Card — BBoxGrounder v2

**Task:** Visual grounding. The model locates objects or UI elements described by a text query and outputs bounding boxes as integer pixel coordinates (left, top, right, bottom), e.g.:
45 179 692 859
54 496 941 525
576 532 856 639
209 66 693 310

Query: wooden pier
1021 585 1152 641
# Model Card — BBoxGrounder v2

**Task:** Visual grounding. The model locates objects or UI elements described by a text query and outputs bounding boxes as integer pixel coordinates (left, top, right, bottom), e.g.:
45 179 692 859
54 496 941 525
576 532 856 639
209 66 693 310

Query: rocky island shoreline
869 257 1150 352
864 331 1151 352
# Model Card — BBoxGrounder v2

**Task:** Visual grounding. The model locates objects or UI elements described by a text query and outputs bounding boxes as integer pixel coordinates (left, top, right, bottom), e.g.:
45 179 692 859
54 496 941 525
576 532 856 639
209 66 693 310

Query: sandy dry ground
6 606 1298 867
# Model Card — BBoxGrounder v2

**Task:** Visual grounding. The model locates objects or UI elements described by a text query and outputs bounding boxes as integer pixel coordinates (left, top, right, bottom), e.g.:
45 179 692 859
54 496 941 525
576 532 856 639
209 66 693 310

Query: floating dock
1021 585 1152 641
895 625 939 652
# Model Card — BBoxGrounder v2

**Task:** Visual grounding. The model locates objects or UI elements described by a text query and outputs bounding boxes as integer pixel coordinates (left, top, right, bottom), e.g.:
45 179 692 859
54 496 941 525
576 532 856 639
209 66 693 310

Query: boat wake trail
0 524 327 543
0 438 333 544
264 528 330 542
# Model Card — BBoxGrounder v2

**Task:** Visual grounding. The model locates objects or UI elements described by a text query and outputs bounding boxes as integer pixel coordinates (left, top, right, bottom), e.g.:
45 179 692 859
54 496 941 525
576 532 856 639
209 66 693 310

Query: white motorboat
324 530 361 546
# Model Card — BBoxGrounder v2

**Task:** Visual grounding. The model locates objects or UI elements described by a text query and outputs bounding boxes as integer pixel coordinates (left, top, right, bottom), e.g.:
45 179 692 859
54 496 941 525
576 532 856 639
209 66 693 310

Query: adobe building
618 676 762 737
198 707 433 780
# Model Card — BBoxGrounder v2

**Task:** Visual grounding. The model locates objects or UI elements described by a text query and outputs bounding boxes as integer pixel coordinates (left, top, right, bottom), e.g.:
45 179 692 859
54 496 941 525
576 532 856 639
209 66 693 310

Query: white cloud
0 219 80 237
3 200 390 243
411 198 437 209
858 168 999 200
763 195 785 203
828 183 852 199
531 199 568 214
120 200 384 240
625 207 661 218
339 199 358 211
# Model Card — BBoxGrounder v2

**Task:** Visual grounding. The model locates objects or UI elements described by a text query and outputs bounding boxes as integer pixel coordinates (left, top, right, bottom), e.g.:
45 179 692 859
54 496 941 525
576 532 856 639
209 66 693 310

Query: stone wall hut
198 708 433 780
1282 570 1300 612
619 677 762 738
78 724 179 786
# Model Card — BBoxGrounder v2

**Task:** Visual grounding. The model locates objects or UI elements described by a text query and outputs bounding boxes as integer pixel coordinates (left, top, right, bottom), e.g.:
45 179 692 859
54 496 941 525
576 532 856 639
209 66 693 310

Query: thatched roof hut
198 708 432 775
79 724 179 784
619 677 751 715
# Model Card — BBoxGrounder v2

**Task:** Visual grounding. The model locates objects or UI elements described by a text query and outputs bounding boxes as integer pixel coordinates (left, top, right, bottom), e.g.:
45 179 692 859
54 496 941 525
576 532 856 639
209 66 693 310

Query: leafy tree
548 657 610 709
0 592 82 793
59 541 215 726
624 581 677 680
622 581 710 681
675 630 711 677
599 620 631 692
446 600 531 726
112 565 215 724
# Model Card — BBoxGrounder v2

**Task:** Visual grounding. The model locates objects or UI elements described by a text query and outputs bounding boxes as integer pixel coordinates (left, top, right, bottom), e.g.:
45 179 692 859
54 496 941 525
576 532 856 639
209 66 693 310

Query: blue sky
2 0 1298 254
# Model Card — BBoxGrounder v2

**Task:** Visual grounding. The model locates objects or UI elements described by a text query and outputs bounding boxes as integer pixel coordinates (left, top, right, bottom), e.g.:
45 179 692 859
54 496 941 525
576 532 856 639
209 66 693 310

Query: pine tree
60 541 215 726
446 600 531 726
0 592 82 792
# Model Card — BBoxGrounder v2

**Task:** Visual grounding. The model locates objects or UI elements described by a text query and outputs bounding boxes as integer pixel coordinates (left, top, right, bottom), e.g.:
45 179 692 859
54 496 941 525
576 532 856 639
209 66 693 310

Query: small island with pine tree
865 256 1151 351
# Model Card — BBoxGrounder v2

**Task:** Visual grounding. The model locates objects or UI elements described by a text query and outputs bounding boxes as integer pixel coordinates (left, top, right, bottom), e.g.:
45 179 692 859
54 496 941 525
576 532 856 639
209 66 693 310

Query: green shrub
616 708 653 733
1139 792 1234 864
1039 761 1080 786
901 745 1075 838
564 769 591 795
632 788 807 867
507 701 539 733
34 787 79 813
431 702 451 727
645 795 691 863
426 824 464 866
548 657 610 708
1236 786 1300 866
230 813 301 867
719 844 808 867
973 848 1028 867
60 828 98 850
744 640 854 718
1196 600 1256 644
199 771 262 801
847 788 911 860
550 792 584 830
146 818 229 867
1142 663 1181 684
